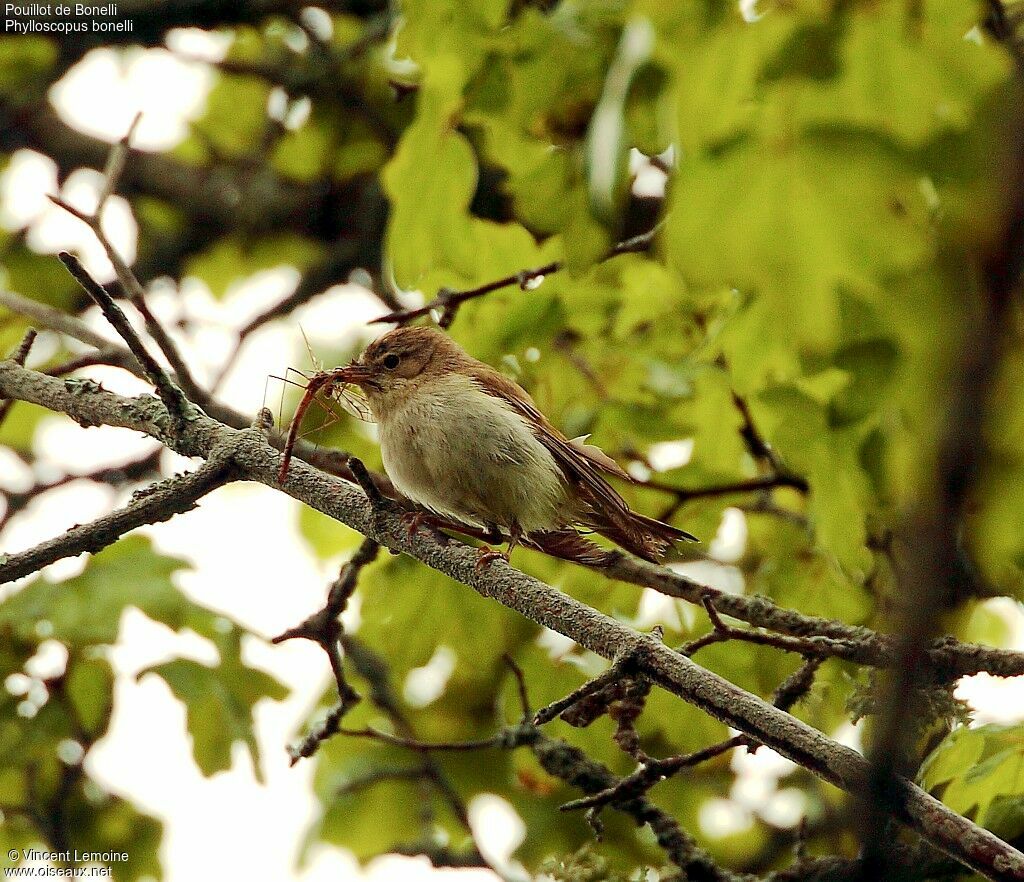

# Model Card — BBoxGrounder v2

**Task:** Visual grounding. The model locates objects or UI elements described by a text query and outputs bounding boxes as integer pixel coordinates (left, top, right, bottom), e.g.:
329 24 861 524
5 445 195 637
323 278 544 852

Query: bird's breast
377 374 567 532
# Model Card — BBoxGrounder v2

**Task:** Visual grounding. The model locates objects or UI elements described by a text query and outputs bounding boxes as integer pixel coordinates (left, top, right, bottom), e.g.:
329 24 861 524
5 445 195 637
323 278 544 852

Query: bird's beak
333 361 376 389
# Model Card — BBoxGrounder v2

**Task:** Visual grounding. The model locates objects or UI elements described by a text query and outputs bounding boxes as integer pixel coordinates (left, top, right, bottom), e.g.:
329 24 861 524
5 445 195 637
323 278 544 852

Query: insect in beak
333 361 376 388
277 362 372 484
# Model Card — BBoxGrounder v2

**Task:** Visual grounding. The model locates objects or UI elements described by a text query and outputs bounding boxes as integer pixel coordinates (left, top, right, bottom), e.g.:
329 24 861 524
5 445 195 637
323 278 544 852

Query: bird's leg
479 523 504 544
507 520 524 556
474 521 522 572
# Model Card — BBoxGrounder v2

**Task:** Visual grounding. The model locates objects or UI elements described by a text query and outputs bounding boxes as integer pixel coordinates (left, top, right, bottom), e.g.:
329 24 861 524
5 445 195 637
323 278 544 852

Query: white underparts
375 372 568 533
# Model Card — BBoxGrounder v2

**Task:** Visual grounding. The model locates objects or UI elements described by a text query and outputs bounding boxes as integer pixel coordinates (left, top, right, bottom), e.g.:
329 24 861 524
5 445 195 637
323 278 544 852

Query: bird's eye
382 353 401 370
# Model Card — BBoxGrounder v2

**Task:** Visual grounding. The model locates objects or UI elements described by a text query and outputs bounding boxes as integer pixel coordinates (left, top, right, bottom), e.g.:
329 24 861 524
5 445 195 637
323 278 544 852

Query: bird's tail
591 510 698 563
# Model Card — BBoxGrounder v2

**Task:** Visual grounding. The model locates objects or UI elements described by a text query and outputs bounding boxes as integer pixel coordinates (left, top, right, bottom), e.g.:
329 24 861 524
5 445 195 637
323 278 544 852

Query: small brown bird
329 326 696 564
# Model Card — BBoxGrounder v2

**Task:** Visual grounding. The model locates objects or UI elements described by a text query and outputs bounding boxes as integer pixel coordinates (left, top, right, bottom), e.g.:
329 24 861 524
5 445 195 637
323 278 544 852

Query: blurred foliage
2 0 1024 879
0 538 286 878
920 723 1024 843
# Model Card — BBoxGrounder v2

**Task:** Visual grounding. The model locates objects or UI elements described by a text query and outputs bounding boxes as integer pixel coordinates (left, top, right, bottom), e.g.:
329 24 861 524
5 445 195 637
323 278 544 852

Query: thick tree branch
0 451 236 584
0 361 1020 881
598 553 1024 678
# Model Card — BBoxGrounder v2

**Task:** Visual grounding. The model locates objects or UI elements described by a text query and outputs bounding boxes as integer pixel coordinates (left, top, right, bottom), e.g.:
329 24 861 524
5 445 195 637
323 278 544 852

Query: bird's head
334 326 460 411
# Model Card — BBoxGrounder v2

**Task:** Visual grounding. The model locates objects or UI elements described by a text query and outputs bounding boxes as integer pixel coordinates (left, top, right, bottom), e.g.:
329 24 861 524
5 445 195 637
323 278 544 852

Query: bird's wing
465 364 633 517
567 435 634 482
464 363 699 558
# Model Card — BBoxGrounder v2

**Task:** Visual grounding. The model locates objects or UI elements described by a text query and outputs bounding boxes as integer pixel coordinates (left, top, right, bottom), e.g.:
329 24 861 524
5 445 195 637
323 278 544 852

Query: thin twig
44 346 135 377
337 633 499 875
533 649 638 725
335 726 510 752
0 289 137 362
559 736 746 813
55 251 192 425
561 658 822 814
0 327 38 429
273 538 381 762
326 645 733 880
96 110 141 214
680 595 859 659
502 653 532 721
643 473 809 502
0 448 163 534
0 288 382 486
46 114 203 402
596 552 1024 679
372 226 661 327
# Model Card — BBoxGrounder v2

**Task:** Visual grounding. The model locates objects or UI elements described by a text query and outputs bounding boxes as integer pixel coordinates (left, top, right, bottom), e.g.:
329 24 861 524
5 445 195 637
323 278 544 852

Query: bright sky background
2 24 1023 882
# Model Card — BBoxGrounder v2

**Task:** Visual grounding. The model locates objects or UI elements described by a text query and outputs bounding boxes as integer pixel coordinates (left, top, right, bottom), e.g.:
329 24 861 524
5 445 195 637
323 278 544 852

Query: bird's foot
401 510 427 540
399 509 452 546
475 545 509 573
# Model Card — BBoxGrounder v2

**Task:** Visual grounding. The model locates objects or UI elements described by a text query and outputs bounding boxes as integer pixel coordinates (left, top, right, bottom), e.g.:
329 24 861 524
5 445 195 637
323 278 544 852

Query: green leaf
316 771 429 862
382 108 480 289
141 644 287 780
754 387 872 574
667 138 929 385
192 73 271 156
272 110 335 182
746 518 872 625
970 345 1024 597
920 723 1024 827
672 13 797 154
0 537 193 647
0 37 56 98
66 656 115 739
297 506 365 561
829 337 899 426
0 400 52 454
787 2 1010 147
63 788 163 882
984 795 1024 843
306 697 465 864
357 554 534 692
1 244 79 312
0 536 272 651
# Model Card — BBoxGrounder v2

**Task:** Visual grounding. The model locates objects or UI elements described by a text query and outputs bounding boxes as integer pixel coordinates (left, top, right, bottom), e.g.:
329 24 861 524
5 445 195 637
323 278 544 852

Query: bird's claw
400 510 427 540
475 546 509 573
399 509 452 546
